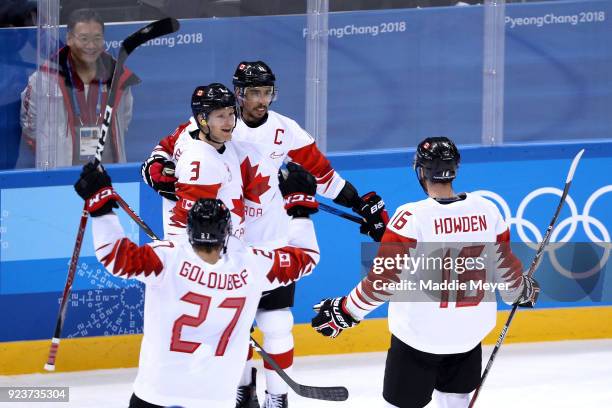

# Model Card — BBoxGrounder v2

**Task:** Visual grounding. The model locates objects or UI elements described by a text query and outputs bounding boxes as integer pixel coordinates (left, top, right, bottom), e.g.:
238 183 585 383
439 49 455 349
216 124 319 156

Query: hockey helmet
187 198 232 249
232 61 276 88
413 137 460 189
191 83 237 121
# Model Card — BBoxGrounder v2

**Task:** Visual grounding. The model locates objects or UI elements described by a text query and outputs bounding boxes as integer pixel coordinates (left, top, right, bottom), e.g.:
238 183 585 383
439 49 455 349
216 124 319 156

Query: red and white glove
141 156 178 201
74 163 119 217
278 162 319 218
284 193 318 213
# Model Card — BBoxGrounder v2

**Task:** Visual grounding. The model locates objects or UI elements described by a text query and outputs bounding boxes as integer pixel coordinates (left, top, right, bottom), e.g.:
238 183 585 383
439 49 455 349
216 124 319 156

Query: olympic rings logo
472 186 612 279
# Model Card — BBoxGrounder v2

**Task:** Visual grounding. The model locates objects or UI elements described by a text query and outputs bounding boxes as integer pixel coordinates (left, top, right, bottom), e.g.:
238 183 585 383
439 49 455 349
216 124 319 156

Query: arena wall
1 141 610 374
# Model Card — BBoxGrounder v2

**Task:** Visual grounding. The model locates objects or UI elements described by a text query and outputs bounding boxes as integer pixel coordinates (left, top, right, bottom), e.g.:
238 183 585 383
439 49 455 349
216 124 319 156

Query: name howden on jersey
434 214 488 235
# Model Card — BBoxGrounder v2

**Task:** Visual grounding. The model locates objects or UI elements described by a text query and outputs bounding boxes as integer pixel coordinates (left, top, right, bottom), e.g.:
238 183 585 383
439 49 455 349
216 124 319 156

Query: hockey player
141 83 244 240
141 61 389 407
74 161 321 408
230 61 388 408
311 137 540 408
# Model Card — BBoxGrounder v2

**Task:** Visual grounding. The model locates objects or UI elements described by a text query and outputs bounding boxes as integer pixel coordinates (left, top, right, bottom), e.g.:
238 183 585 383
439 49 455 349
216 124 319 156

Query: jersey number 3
170 292 246 355
189 161 200 181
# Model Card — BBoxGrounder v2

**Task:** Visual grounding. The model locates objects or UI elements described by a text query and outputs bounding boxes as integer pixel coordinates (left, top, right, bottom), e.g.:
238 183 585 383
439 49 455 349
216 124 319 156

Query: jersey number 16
440 245 486 308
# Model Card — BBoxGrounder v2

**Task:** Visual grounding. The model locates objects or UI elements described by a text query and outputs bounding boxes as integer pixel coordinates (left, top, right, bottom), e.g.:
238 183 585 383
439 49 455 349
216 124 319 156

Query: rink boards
1 141 611 374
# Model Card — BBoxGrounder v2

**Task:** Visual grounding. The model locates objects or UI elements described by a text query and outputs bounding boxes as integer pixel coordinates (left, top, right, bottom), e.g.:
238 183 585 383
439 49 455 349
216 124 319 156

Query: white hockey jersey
150 111 347 247
345 193 525 354
92 214 319 407
232 111 346 246
157 117 244 240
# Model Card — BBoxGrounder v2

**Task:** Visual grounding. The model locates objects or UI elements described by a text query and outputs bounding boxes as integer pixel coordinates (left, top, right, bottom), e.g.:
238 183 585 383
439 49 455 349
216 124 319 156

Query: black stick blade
296 384 349 401
123 17 180 55
250 337 349 401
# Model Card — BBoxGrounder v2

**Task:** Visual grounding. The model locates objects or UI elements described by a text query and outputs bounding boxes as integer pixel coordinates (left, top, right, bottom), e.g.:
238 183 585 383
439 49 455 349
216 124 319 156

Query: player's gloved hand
515 275 540 308
278 162 318 218
74 162 118 217
311 297 359 338
141 156 178 201
353 192 389 242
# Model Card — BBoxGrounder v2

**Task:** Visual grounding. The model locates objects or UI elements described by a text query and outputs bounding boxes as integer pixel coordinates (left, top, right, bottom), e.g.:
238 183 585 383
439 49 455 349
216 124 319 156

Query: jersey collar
241 112 268 128
433 192 467 205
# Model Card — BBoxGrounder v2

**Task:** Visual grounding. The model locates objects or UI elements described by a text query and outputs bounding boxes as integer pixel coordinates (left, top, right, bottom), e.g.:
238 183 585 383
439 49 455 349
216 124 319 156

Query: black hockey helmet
413 137 460 190
232 61 276 88
187 198 232 250
191 83 237 122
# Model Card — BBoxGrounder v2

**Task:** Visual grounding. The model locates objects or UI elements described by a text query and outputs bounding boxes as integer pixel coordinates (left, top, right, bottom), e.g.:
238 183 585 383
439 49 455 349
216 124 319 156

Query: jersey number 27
170 292 245 356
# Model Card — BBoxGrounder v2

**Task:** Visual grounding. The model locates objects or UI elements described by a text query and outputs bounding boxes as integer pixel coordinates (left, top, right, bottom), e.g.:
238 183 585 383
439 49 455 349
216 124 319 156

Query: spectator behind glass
20 8 140 167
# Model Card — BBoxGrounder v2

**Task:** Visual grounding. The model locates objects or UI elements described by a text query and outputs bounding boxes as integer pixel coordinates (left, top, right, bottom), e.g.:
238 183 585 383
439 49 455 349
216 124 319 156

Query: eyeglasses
72 35 104 46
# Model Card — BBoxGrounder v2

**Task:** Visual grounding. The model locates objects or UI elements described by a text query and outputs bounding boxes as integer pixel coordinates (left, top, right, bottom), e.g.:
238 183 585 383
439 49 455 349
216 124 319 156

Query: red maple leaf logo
241 156 271 204
231 196 245 224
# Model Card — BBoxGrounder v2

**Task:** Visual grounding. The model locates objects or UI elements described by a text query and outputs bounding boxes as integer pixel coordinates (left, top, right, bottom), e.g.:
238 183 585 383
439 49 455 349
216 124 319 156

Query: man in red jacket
20 8 139 167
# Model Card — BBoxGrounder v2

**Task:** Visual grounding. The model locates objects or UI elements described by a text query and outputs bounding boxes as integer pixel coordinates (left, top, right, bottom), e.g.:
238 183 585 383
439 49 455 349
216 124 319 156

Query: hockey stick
115 195 159 241
250 337 349 401
44 18 180 372
319 202 362 224
43 208 88 371
110 192 349 401
468 149 585 407
277 167 362 224
169 166 361 224
93 17 179 166
44 196 151 371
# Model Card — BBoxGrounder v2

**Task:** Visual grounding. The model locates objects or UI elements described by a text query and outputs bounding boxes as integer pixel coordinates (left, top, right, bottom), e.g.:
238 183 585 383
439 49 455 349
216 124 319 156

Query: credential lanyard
66 57 103 126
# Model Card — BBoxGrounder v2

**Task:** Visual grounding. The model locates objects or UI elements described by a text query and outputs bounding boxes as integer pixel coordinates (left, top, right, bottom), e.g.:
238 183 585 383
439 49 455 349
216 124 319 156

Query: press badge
78 126 101 160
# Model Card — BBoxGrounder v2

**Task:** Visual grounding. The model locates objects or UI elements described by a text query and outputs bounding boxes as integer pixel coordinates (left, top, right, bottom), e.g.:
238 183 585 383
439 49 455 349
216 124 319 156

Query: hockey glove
74 163 118 217
141 156 178 201
353 192 389 242
278 162 318 218
311 297 359 338
515 275 540 308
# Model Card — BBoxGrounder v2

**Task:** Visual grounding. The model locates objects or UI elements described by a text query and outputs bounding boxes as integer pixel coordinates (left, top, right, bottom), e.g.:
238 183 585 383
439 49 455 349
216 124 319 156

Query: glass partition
503 0 612 143
0 1 37 170
1 0 611 170
18 0 312 168
324 1 487 152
